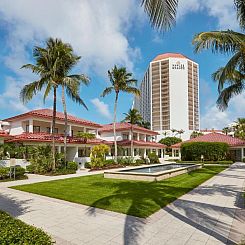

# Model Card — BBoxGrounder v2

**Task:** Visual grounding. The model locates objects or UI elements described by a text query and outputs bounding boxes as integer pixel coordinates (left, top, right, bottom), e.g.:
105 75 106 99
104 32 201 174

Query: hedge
181 142 229 161
176 160 233 165
0 211 53 244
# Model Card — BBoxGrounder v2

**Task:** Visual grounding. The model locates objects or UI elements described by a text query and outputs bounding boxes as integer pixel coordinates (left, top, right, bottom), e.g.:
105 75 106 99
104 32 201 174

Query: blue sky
0 0 244 129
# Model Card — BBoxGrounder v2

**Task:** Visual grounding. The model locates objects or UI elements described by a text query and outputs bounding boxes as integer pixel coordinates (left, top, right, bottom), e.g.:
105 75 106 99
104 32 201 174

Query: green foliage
123 108 143 125
190 131 204 139
181 142 229 161
243 158 245 163
76 132 95 141
117 157 136 166
67 161 78 171
147 152 160 164
0 167 9 179
0 166 25 180
135 159 145 165
27 145 65 174
0 211 53 244
159 137 182 147
84 162 91 169
90 144 110 168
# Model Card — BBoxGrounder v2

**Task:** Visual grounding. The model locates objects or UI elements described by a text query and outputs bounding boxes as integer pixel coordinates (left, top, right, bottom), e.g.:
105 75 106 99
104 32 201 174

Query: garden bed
0 210 53 244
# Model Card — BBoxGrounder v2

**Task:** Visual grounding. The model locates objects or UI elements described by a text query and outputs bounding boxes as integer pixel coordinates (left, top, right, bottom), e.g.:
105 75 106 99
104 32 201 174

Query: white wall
9 120 24 135
99 131 123 141
169 58 189 133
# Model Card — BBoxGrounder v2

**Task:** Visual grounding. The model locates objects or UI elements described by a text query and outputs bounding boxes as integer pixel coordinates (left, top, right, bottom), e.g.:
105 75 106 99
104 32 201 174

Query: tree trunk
62 85 68 167
52 87 57 171
131 124 134 159
113 92 119 163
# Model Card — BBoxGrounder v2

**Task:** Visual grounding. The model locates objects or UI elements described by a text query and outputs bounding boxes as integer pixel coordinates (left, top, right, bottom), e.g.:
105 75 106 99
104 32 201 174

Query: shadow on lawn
86 167 242 245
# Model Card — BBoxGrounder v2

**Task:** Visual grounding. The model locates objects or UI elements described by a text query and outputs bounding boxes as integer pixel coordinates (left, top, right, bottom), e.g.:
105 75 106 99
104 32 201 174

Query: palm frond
66 87 88 110
235 0 245 30
193 30 245 54
217 81 244 110
122 87 141 97
101 87 113 97
141 0 178 31
20 80 46 104
67 74 90 86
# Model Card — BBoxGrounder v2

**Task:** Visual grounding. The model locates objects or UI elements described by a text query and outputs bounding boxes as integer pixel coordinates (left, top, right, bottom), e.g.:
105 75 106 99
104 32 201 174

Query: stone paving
0 163 244 245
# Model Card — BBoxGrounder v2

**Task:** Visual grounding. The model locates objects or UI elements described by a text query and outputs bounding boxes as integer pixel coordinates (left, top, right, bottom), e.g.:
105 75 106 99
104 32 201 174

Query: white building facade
135 53 200 140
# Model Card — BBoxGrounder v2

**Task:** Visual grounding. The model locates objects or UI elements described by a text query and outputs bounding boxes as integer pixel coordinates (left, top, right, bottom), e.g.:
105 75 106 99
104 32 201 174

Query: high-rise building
134 53 200 140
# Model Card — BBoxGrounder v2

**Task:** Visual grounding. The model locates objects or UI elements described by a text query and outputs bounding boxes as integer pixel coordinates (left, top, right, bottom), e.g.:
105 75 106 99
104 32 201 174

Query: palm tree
101 66 140 162
20 38 89 169
141 0 178 31
122 108 143 158
234 117 245 140
55 41 89 164
140 121 151 129
192 0 245 110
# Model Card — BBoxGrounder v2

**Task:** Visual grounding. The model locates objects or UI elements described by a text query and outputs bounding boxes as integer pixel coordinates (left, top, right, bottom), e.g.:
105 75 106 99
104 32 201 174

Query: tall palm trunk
131 124 134 159
52 87 57 171
62 85 68 166
113 92 119 163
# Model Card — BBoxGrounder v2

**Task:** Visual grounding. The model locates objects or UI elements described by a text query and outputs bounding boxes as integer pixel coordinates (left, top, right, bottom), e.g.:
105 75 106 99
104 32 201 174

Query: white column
58 146 61 153
144 134 146 142
179 149 181 159
129 131 132 140
137 133 140 141
75 146 79 158
144 148 147 158
161 149 164 158
172 148 174 157
29 119 33 133
68 125 72 136
50 122 53 133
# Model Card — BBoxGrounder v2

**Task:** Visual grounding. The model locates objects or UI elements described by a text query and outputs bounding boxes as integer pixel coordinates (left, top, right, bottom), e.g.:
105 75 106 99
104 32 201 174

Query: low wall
0 159 30 169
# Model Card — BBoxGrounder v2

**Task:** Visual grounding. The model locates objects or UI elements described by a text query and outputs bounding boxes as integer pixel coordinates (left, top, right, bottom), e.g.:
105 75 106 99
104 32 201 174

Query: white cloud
178 0 238 30
0 0 143 76
201 92 245 129
91 98 112 119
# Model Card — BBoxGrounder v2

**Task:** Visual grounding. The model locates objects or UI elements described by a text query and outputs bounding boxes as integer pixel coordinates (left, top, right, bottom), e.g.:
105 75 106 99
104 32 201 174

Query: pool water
120 164 193 174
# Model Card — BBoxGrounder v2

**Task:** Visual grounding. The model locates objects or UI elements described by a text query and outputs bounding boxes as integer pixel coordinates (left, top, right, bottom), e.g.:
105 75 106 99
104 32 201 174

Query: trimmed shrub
147 152 160 164
159 137 182 147
103 159 115 166
181 142 229 161
14 166 25 177
0 210 53 244
26 164 35 173
0 167 9 179
243 158 245 163
118 157 135 166
90 144 110 168
84 162 91 169
135 159 145 165
67 161 78 171
176 160 233 165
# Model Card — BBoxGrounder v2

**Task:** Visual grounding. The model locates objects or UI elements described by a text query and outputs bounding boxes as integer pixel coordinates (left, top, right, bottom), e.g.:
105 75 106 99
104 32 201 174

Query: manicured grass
12 166 227 218
0 210 53 244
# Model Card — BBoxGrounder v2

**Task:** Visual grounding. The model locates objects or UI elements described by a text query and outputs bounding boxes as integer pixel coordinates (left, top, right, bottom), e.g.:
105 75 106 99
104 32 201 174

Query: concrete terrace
0 163 244 245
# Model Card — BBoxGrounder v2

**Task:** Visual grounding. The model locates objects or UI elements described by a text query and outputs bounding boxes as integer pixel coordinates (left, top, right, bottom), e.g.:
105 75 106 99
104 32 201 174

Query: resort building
171 132 245 161
98 122 166 159
0 109 166 166
134 52 200 140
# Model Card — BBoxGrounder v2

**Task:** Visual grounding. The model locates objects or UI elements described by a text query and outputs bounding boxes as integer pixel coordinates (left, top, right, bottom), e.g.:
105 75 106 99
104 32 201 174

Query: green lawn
12 166 227 218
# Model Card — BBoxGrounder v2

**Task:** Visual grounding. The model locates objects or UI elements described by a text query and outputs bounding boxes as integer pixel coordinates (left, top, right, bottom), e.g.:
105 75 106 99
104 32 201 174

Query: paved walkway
0 163 244 245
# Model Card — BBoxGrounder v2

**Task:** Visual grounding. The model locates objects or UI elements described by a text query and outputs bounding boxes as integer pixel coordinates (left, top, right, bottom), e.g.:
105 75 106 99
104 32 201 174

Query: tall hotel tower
134 53 200 140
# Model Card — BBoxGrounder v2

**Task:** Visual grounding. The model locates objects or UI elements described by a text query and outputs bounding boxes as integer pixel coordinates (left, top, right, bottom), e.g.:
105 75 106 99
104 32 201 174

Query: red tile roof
118 140 166 148
7 132 111 145
3 109 101 128
99 122 158 135
0 130 11 138
171 132 245 148
152 53 193 62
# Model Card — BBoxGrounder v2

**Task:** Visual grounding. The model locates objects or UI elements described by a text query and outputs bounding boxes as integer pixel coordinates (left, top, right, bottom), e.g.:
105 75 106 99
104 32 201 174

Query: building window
26 125 29 132
78 148 90 157
122 134 129 140
46 127 51 133
243 148 245 157
33 126 40 133
54 128 58 134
